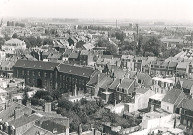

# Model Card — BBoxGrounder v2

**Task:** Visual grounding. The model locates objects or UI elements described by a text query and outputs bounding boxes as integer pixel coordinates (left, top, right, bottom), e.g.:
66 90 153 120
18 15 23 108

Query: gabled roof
47 52 62 59
5 38 24 45
23 125 54 135
177 62 189 69
162 88 185 105
68 52 79 59
136 88 149 94
168 62 178 68
8 113 40 128
182 79 193 90
136 72 152 88
101 55 113 59
99 77 113 90
118 78 134 90
0 102 33 122
181 98 193 111
83 43 95 50
109 79 120 90
14 59 59 71
86 72 106 86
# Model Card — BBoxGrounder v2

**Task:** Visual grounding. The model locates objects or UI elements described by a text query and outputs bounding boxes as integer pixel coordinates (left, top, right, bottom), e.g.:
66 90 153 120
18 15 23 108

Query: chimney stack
78 123 82 135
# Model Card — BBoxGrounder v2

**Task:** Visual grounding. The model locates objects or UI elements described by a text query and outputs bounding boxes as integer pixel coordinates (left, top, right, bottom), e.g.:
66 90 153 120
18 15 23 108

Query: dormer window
122 88 124 93
138 79 141 84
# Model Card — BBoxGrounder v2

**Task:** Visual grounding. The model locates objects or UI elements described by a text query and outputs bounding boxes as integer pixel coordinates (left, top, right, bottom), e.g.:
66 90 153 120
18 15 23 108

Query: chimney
44 102 52 113
78 123 82 135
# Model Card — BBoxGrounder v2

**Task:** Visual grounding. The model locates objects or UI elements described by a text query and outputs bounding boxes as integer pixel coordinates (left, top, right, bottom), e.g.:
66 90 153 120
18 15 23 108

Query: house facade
13 60 95 95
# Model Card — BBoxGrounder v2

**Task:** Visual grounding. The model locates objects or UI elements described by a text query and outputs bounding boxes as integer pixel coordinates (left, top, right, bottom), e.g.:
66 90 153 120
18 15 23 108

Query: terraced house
13 60 96 95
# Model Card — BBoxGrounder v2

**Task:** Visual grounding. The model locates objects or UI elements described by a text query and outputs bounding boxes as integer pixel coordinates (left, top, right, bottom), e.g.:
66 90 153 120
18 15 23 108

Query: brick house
13 60 95 95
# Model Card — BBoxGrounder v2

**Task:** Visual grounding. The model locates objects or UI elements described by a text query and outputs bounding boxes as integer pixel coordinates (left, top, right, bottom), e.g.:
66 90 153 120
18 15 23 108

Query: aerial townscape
0 0 193 135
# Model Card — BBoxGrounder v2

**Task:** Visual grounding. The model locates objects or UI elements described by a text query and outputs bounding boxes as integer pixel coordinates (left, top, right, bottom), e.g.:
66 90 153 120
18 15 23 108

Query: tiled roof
57 64 95 78
182 79 193 90
168 62 178 68
80 50 89 55
136 88 149 94
162 89 185 104
47 52 62 59
181 98 193 111
23 125 54 135
0 102 33 122
119 78 134 90
8 113 40 128
83 43 95 50
177 62 189 69
87 72 106 86
99 78 113 89
5 38 24 44
69 52 79 59
101 55 113 59
109 79 120 90
63 49 72 56
14 59 59 70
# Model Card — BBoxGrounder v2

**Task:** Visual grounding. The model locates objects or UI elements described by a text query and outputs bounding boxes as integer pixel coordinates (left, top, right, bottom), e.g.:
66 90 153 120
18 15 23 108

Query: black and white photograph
0 0 193 134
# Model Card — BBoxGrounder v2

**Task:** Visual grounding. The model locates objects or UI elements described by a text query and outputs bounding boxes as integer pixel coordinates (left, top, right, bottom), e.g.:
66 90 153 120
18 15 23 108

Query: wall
15 121 35 135
142 114 174 130
136 90 155 110
161 101 174 113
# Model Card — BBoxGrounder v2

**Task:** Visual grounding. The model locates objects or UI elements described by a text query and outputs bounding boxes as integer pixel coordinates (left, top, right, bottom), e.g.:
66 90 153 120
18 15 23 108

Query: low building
161 88 185 113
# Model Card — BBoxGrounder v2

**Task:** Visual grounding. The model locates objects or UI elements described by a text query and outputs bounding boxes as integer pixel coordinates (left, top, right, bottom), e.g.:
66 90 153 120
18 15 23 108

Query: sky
0 0 193 22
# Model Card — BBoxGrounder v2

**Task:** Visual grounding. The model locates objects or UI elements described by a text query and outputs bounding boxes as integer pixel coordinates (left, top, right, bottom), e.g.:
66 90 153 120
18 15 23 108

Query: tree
96 38 118 55
58 98 74 111
12 33 18 38
0 38 5 49
42 38 53 45
142 36 161 57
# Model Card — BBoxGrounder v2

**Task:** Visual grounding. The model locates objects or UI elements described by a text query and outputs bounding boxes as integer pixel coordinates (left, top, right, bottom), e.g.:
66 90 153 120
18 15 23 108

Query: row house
152 76 175 94
161 88 185 113
108 78 136 104
176 62 189 77
2 38 26 55
179 98 193 129
120 55 134 71
150 60 169 76
13 60 95 95
0 61 16 78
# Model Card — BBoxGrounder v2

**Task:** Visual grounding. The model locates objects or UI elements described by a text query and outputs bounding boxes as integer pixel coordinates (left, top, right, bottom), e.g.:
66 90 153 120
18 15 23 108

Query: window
119 95 121 100
38 72 40 76
44 72 47 77
22 70 24 75
50 73 52 78
138 79 141 84
32 71 35 76
27 71 29 75
122 88 124 93
167 106 169 110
